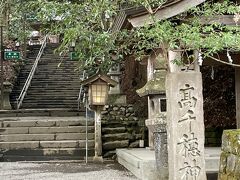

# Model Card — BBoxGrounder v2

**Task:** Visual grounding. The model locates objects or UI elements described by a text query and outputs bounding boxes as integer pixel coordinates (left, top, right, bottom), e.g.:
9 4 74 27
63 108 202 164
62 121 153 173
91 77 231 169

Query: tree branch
209 55 240 67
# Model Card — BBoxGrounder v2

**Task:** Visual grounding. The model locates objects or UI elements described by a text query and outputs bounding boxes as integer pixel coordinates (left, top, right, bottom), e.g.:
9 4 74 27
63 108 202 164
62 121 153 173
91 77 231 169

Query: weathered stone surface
2 121 36 127
0 141 39 149
34 121 56 127
78 140 95 148
103 140 129 150
55 120 94 127
40 140 78 148
0 134 55 142
102 133 129 141
219 152 227 173
55 133 94 140
29 126 94 134
102 127 126 134
129 141 139 148
222 129 240 155
219 130 240 179
101 104 144 157
0 127 29 134
166 72 206 180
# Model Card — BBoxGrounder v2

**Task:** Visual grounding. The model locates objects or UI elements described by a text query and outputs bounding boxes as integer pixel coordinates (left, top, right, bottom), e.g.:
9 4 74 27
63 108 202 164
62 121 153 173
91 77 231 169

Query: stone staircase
10 44 81 109
0 115 94 161
1 43 94 161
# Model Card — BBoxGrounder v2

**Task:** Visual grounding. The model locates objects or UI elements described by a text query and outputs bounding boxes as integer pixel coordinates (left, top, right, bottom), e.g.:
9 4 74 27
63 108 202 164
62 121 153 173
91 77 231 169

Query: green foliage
3 0 240 71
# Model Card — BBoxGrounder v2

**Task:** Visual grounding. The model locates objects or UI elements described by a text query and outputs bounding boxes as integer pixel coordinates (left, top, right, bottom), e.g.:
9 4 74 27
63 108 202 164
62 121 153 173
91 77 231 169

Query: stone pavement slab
117 147 221 180
0 161 137 180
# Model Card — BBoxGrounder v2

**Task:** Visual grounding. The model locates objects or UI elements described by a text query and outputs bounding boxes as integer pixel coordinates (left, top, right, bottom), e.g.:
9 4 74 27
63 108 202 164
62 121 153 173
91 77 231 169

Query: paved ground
0 161 137 180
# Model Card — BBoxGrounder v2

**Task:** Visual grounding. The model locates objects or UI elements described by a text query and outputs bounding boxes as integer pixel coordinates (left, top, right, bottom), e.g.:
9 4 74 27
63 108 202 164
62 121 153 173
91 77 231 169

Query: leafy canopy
3 0 240 71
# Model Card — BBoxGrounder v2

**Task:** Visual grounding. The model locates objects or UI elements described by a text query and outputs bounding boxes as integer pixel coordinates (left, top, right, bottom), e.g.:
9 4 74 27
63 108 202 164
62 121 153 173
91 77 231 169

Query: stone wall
101 104 146 158
218 129 240 179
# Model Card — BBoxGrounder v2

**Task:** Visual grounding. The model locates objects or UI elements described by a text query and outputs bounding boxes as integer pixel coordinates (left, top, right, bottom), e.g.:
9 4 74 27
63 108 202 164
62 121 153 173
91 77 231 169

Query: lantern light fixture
81 70 117 107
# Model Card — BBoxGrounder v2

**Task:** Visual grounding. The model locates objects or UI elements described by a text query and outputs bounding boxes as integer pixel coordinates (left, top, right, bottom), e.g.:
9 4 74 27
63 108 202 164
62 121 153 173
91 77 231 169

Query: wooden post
235 68 240 128
93 106 103 162
0 25 3 109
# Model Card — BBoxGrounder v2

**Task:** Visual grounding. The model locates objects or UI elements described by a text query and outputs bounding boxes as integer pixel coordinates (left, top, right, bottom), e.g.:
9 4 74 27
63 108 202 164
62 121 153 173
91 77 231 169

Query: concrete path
0 161 137 180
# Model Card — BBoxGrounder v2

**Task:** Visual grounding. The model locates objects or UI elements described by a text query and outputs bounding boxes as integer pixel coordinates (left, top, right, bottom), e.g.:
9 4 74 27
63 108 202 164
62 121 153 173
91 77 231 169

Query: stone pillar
153 113 168 179
108 64 121 94
235 68 240 128
218 129 240 179
0 82 12 110
93 106 103 162
166 71 206 180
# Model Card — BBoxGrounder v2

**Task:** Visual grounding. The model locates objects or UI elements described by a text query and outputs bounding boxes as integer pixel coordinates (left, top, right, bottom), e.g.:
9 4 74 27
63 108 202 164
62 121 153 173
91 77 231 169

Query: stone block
56 120 93 127
129 141 140 148
2 121 36 127
34 121 56 127
29 126 94 134
226 154 236 175
103 140 129 150
102 133 129 141
55 133 94 140
234 156 240 177
40 140 78 148
166 72 206 180
0 141 39 149
78 140 95 148
0 134 55 142
102 127 126 134
0 127 29 134
219 152 228 173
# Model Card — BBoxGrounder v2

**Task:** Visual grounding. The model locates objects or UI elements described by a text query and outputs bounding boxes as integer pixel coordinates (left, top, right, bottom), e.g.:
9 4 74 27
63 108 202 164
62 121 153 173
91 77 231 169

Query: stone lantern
137 53 168 179
1 82 13 110
81 70 117 162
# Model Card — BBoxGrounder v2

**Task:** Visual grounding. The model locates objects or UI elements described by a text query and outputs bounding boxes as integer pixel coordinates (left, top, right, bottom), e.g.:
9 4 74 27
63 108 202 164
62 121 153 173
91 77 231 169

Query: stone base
93 156 103 163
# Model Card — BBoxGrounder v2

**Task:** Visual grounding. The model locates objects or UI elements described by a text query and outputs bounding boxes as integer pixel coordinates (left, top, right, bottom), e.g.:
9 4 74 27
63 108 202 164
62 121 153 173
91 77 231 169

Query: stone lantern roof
136 70 166 97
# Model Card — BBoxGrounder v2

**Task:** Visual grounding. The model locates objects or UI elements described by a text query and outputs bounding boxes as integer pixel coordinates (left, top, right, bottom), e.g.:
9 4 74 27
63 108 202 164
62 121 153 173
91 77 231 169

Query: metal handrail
16 35 48 109
77 70 86 110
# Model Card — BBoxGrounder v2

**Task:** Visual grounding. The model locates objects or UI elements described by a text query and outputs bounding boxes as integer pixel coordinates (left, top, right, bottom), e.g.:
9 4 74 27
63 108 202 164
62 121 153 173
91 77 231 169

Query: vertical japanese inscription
177 84 201 180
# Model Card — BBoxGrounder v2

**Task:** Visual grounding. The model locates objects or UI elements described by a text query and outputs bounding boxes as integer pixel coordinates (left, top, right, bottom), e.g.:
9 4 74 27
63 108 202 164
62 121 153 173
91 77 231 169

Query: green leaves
5 0 240 70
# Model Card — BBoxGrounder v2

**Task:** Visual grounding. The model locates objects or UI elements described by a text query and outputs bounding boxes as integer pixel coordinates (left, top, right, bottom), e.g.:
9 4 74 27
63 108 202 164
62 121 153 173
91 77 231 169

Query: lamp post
81 70 117 162
0 15 5 109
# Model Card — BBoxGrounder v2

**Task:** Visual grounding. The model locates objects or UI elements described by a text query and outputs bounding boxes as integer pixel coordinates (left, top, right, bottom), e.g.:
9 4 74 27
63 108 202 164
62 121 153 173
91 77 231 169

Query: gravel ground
0 161 138 180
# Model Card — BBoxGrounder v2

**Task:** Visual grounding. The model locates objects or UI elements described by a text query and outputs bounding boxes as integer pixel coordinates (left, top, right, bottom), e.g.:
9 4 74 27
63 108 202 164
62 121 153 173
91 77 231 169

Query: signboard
4 51 21 60
69 52 79 60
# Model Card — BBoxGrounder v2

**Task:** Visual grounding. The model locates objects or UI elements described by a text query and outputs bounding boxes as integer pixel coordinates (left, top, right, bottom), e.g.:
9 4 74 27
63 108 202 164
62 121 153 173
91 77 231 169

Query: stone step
103 140 129 150
0 109 85 117
102 133 129 141
102 127 126 134
0 126 94 134
0 133 94 142
21 104 79 109
0 117 94 127
22 96 78 100
0 140 94 149
2 148 95 161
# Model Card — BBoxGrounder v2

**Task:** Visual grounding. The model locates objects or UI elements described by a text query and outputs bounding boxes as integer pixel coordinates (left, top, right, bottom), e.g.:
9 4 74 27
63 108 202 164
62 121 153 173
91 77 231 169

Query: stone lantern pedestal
146 113 168 179
1 82 13 110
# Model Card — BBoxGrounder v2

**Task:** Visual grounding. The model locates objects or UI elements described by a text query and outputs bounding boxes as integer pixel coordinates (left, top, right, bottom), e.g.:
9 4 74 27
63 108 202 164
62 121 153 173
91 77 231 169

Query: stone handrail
16 35 48 109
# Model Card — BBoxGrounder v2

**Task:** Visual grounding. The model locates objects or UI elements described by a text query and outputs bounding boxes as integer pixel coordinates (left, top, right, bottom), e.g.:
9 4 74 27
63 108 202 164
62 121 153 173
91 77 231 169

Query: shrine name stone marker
166 72 206 180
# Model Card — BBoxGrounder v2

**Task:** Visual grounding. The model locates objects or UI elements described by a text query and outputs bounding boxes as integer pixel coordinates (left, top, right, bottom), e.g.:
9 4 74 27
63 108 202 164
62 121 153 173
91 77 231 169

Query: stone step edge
0 140 95 149
0 126 95 134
